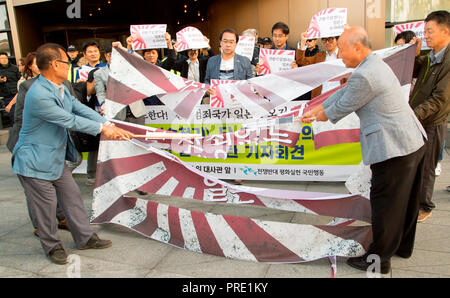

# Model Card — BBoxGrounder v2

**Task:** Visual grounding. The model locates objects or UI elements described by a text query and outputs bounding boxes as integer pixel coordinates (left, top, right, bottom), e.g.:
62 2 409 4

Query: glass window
0 32 11 55
0 4 9 31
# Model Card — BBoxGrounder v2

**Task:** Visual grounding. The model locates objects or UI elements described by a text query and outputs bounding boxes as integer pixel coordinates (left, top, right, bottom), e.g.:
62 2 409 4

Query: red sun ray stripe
190 210 226 258
105 76 148 106
314 128 361 150
91 196 138 224
223 215 304 263
131 200 159 236
95 152 161 187
168 206 185 248
295 196 372 223
115 47 179 93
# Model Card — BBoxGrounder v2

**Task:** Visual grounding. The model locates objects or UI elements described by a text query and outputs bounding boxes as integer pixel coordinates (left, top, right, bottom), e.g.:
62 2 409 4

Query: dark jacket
410 45 450 127
172 56 209 83
0 63 21 98
296 46 326 99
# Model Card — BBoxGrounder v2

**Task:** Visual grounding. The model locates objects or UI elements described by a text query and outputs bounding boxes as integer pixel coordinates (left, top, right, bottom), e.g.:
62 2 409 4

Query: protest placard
307 8 347 39
130 24 167 50
394 21 430 50
210 79 239 109
235 36 256 62
78 65 94 81
258 49 295 75
176 27 209 51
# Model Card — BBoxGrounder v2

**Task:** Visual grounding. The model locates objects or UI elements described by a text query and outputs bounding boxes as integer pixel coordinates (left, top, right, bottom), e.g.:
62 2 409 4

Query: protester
171 48 209 83
320 35 348 94
409 10 450 222
5 52 40 114
67 45 80 83
0 52 21 125
204 28 254 85
262 37 274 49
6 51 73 237
76 68 102 186
254 22 298 74
301 26 427 274
75 41 107 82
241 28 260 66
11 43 134 265
296 31 326 99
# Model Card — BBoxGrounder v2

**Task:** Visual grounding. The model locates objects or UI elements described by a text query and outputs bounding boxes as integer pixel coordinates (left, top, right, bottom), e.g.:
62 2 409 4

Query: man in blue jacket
11 43 133 265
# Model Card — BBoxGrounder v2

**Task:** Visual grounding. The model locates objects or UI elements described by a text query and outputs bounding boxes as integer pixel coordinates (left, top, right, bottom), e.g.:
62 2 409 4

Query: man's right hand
101 124 134 140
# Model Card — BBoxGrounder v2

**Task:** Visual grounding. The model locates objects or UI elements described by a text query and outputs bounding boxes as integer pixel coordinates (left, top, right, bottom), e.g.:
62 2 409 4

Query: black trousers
420 124 447 212
368 145 426 262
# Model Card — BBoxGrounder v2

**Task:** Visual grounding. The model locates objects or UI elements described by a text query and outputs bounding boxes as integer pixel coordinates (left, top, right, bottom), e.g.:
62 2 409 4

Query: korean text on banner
176 27 209 51
130 24 168 50
258 49 295 75
307 8 348 39
236 36 256 62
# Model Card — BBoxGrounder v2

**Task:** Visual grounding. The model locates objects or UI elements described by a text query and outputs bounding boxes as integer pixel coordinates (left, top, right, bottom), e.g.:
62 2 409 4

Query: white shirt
187 59 200 82
322 48 341 94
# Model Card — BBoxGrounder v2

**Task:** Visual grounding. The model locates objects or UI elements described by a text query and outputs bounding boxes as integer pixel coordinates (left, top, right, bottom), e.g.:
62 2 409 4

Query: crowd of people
0 10 448 273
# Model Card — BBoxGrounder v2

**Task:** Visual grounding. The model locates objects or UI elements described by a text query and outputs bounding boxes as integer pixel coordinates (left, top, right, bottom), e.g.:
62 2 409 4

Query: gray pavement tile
74 226 174 269
415 223 450 242
392 269 450 278
391 249 450 270
0 246 52 273
0 266 41 278
38 255 152 278
415 237 450 253
156 256 270 278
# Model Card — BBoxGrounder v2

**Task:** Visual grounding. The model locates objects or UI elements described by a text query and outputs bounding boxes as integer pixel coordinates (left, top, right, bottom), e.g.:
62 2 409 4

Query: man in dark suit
172 49 209 83
302 27 427 274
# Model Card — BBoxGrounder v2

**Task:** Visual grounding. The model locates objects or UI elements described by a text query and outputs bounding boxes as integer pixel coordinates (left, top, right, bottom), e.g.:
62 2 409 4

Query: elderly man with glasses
11 43 134 265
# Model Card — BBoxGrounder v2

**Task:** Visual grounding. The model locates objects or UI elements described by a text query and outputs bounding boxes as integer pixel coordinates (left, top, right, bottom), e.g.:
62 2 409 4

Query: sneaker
85 178 96 186
79 233 112 250
417 210 432 223
58 219 69 231
435 162 442 176
48 244 68 265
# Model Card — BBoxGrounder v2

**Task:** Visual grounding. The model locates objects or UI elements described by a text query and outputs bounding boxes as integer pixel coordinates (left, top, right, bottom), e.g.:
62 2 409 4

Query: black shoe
48 244 68 265
395 251 412 259
136 190 147 195
79 233 112 250
346 256 391 274
58 219 70 231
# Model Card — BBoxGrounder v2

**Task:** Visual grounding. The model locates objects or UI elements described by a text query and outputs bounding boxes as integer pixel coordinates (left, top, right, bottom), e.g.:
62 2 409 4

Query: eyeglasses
321 37 336 43
221 39 236 45
56 59 70 65
306 39 316 43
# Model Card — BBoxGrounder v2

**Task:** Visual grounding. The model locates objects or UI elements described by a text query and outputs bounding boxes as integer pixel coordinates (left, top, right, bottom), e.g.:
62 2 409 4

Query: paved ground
0 144 449 278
